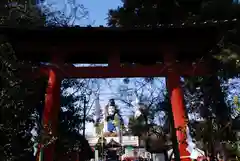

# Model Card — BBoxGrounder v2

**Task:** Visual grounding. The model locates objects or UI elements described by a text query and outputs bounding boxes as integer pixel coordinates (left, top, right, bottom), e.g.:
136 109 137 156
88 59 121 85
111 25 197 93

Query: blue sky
81 0 122 26
82 78 166 136
45 0 122 26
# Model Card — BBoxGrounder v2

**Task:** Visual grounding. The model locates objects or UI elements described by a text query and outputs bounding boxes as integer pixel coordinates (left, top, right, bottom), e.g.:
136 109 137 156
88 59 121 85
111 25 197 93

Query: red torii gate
0 20 235 161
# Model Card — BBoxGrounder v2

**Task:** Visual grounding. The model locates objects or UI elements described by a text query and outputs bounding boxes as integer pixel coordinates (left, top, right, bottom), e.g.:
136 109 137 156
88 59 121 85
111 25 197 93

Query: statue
103 99 122 137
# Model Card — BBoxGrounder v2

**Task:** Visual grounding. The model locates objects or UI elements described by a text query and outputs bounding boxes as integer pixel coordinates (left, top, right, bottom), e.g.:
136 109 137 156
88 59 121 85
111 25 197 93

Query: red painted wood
42 69 61 161
166 72 191 161
164 49 191 161
108 51 121 68
39 62 209 78
7 26 222 64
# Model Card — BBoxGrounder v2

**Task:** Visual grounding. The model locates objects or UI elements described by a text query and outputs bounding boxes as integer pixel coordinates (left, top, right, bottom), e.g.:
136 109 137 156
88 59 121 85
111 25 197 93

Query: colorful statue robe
103 99 122 136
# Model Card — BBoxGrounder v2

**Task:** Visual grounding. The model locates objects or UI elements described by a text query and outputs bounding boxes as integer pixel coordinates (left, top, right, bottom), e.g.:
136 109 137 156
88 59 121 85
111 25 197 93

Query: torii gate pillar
164 49 191 161
40 57 62 161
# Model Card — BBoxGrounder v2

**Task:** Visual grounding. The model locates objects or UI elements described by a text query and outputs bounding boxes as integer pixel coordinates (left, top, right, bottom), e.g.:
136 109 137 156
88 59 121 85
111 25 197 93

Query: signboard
86 136 139 146
126 146 133 150
125 146 134 157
